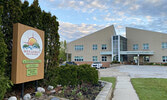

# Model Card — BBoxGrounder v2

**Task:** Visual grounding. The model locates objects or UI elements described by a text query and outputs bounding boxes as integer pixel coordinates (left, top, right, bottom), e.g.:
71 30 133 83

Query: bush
162 63 167 66
111 61 120 64
146 63 154 65
35 92 42 98
0 71 13 100
45 64 98 87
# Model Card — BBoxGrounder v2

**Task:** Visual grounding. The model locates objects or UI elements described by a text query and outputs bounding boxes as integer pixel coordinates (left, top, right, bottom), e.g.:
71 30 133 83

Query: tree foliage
1 0 60 77
0 4 12 100
59 40 67 64
0 0 60 98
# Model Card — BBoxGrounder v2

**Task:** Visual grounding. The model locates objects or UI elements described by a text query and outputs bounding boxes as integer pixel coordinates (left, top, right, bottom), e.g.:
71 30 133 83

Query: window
143 43 149 50
143 56 149 62
93 44 97 50
75 45 83 51
74 56 83 61
133 44 138 50
102 44 107 50
162 42 167 49
102 56 107 61
162 56 167 62
93 56 98 62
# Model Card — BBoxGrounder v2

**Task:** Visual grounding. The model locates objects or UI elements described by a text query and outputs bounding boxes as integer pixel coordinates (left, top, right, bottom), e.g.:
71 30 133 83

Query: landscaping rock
8 96 17 100
57 84 61 87
37 87 45 93
101 82 105 87
23 93 31 100
51 97 60 100
50 90 56 93
47 85 54 90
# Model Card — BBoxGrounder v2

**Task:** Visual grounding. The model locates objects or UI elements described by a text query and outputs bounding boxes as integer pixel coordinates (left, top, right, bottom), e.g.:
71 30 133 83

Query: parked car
91 62 103 69
66 62 77 65
60 61 77 66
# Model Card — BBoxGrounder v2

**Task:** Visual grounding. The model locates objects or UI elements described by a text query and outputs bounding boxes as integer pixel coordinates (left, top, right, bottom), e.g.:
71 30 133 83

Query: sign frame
11 23 44 84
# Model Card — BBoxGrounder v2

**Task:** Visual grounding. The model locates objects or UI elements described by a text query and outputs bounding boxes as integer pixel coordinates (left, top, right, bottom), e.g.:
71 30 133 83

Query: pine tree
2 0 23 77
0 4 11 100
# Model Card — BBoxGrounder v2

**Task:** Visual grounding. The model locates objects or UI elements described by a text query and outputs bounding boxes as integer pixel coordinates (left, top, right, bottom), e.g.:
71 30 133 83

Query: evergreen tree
26 0 42 29
0 4 12 100
2 0 22 77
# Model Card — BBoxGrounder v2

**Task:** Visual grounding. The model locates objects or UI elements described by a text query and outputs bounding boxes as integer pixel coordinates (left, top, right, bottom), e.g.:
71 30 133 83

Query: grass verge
100 77 116 89
131 78 167 100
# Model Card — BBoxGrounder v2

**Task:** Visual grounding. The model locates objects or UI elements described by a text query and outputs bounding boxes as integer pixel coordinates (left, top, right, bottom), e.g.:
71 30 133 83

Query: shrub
111 60 120 64
146 63 154 65
77 64 98 85
162 63 167 66
46 64 98 87
35 92 42 98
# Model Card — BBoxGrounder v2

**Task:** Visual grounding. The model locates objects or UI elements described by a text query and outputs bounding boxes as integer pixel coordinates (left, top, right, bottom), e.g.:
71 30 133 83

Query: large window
74 56 83 61
93 44 97 50
143 43 149 50
162 42 167 49
75 45 83 51
162 56 167 62
102 44 107 50
102 56 107 61
133 44 138 50
93 56 98 62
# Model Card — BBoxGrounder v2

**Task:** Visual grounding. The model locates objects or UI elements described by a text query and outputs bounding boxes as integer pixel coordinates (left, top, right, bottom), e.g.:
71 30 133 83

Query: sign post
11 23 44 84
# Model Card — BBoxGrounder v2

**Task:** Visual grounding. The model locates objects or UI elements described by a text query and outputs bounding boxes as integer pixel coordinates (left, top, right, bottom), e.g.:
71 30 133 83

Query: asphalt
99 65 167 100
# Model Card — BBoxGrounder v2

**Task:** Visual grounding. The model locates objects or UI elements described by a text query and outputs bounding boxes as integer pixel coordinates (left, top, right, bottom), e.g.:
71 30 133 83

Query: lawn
100 77 116 89
131 78 167 100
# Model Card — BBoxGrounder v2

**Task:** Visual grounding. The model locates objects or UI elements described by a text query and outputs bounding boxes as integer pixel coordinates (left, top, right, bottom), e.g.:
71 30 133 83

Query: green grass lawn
100 77 116 89
131 78 167 100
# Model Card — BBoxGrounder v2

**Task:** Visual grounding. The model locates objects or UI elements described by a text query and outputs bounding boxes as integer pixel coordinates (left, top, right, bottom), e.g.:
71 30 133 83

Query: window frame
102 44 107 50
74 56 83 61
75 45 83 51
102 56 107 61
133 44 138 50
162 56 167 62
143 43 149 50
162 42 167 49
92 44 97 50
93 56 98 62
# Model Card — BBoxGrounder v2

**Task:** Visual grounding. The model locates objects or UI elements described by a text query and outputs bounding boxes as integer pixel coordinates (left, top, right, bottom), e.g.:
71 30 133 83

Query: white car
91 62 103 69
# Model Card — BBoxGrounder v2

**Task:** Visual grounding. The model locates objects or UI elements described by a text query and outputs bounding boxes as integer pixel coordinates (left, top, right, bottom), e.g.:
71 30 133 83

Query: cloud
59 21 106 42
40 0 167 41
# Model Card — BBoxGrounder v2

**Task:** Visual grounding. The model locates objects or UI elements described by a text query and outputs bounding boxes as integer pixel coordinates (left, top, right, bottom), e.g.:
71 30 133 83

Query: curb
95 81 112 100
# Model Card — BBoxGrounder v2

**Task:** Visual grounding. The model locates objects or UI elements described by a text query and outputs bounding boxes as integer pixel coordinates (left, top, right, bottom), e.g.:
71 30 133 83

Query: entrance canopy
120 51 154 55
100 51 112 55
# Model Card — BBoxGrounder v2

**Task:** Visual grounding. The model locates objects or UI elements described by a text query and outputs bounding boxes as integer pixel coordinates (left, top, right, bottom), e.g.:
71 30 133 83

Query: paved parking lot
99 65 167 78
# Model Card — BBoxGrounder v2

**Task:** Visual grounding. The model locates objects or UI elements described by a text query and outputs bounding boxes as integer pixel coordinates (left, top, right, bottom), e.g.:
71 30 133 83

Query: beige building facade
66 25 167 67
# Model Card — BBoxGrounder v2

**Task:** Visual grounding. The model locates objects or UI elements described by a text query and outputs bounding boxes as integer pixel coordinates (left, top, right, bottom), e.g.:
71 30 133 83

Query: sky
23 0 167 42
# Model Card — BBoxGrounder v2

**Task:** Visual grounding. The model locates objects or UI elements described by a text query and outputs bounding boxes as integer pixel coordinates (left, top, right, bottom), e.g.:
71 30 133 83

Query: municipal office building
66 25 167 67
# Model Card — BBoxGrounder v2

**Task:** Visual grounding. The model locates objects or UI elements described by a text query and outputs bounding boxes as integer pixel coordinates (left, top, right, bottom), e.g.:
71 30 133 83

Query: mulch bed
4 81 103 100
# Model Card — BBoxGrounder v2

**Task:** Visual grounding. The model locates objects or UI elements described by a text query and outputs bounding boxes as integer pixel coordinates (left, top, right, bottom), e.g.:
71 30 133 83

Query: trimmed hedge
46 64 98 87
111 60 120 64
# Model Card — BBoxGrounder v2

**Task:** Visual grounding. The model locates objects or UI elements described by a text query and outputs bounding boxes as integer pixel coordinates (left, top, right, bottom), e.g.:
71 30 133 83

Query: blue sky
23 0 167 42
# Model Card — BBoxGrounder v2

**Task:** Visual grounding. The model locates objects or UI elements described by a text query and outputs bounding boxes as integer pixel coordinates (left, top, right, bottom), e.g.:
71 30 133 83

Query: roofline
67 25 115 44
126 27 167 35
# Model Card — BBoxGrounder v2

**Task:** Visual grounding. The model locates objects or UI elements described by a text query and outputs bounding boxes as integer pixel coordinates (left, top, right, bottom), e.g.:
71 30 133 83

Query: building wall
126 27 167 63
66 25 116 66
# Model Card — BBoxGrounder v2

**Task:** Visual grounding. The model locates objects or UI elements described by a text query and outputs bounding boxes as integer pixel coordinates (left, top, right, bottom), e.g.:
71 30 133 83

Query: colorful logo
21 30 43 59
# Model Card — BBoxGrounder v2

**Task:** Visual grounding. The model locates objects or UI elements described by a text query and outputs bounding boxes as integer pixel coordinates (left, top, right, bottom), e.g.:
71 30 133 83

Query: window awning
120 51 154 55
100 51 112 55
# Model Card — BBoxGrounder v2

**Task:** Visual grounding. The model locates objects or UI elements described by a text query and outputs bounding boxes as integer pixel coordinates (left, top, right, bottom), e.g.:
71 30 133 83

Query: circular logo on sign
21 30 43 59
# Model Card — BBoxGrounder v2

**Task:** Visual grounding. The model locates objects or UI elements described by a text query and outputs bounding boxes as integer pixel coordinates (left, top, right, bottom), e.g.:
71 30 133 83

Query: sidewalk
112 76 139 100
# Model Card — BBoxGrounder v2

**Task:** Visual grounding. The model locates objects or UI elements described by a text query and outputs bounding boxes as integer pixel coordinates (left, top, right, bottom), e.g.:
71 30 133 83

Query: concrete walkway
112 76 139 100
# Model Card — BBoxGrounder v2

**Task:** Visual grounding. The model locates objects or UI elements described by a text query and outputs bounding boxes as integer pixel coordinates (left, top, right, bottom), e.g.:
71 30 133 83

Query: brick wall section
75 61 111 67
